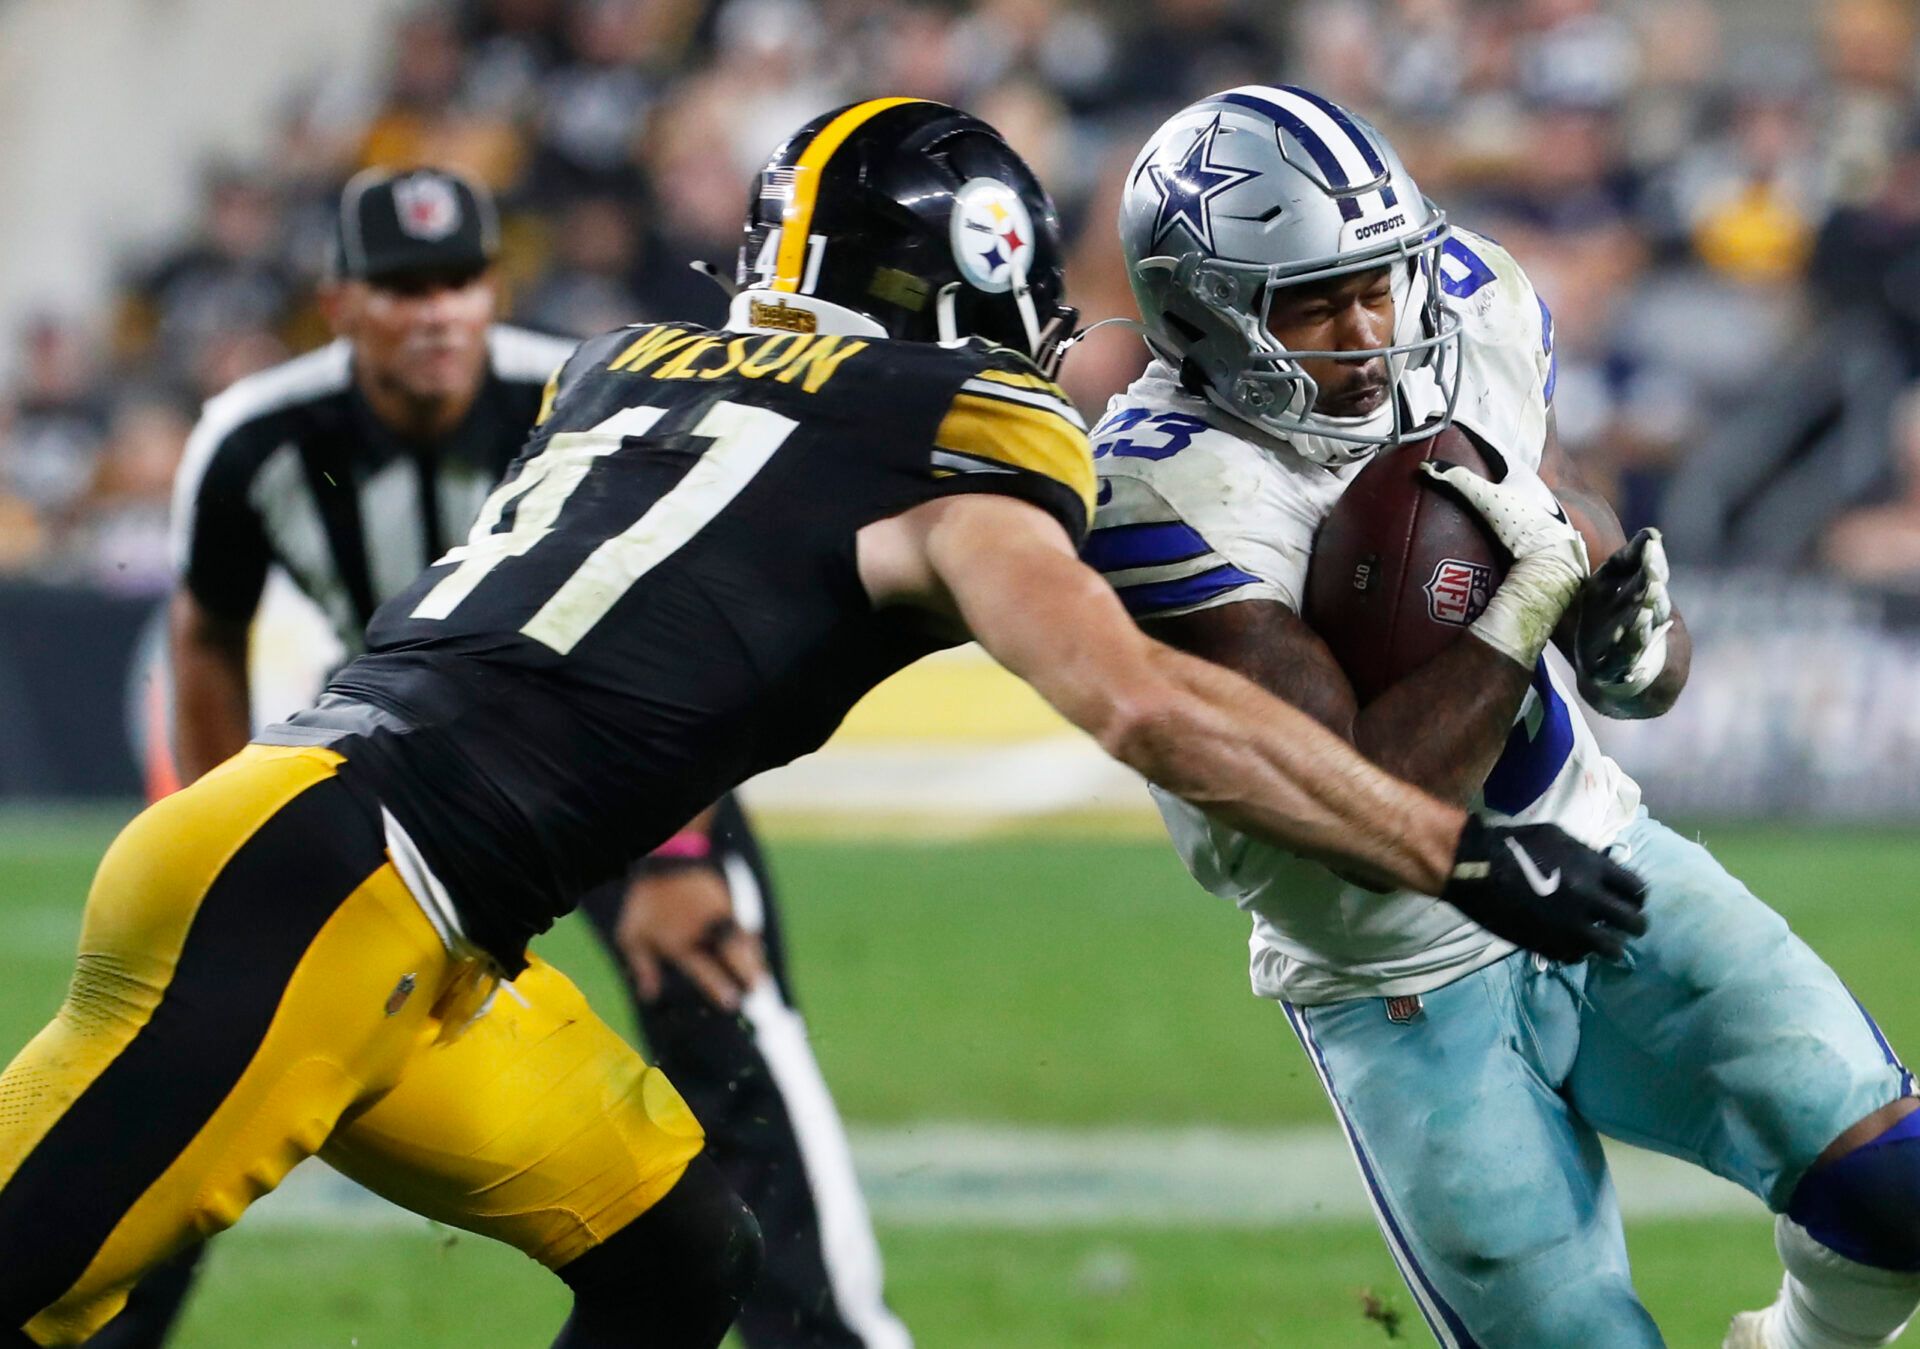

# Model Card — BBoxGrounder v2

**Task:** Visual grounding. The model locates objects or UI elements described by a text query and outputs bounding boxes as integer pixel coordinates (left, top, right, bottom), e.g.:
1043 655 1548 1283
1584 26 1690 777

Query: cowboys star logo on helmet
1142 115 1258 254
393 173 462 241
950 177 1036 295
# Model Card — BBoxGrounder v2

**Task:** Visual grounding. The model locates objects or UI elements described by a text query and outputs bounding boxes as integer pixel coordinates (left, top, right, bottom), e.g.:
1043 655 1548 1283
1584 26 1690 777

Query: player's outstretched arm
862 493 1458 890
860 493 1647 957
168 589 254 782
1539 418 1691 718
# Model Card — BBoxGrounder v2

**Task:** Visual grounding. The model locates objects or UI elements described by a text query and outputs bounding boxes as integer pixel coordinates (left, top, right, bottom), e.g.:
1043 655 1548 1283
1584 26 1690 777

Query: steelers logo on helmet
949 177 1036 295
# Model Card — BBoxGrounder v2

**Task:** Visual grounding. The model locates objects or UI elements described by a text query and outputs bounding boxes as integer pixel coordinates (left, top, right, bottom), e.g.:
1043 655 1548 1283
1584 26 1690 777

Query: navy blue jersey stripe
1538 293 1558 406
1215 92 1362 221
1082 520 1213 574
1115 562 1260 614
1848 989 1916 1097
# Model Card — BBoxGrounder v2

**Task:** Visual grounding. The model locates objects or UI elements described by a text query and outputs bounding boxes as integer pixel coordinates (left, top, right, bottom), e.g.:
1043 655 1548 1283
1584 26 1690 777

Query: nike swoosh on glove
1574 527 1673 699
1438 817 1649 963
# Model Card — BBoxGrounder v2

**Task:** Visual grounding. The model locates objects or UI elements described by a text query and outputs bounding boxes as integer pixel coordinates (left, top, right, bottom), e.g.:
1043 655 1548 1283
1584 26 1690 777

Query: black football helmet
732 98 1077 375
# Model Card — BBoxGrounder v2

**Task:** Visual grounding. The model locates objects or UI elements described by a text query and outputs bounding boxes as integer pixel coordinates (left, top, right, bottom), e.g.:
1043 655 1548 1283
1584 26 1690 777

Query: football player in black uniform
137 167 903 1349
0 99 1645 1349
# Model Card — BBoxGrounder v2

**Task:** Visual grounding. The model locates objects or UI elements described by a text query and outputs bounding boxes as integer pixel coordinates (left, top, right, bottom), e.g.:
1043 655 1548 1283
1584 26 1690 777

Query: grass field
2 809 1916 1346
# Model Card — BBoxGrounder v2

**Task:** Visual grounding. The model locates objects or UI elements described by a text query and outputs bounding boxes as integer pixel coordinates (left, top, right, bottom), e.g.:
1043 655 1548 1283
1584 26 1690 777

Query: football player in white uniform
1090 86 1920 1348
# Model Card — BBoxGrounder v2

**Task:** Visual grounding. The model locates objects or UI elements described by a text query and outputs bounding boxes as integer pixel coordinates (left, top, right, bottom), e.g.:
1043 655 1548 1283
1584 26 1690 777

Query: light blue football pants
1282 812 1913 1348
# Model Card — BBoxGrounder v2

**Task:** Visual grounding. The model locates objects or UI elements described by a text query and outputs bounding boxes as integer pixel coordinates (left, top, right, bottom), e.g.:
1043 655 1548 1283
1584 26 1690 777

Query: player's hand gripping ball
1304 425 1587 700
1572 527 1673 705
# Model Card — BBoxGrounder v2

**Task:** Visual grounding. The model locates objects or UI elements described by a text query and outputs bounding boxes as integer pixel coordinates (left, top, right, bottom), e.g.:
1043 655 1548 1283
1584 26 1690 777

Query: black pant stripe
0 775 386 1330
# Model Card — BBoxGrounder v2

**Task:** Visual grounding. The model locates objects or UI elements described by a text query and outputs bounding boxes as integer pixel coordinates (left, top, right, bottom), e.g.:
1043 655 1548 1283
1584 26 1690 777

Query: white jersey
1089 229 1641 1006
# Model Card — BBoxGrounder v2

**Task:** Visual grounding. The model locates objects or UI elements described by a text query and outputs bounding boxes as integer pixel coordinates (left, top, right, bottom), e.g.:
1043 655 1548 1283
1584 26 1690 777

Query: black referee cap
333 167 499 283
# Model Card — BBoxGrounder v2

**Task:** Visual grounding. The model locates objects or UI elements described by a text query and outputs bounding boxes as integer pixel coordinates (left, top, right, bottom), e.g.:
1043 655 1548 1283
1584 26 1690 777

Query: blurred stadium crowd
4 0 1920 594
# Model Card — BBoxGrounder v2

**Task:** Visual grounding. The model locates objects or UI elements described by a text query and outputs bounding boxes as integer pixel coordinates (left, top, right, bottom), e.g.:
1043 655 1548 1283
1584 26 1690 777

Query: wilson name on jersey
1086 231 1640 1005
270 323 1093 969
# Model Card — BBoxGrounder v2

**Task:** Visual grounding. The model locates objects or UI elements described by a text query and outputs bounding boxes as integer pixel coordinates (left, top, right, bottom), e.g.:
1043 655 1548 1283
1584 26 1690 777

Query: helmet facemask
1146 208 1464 466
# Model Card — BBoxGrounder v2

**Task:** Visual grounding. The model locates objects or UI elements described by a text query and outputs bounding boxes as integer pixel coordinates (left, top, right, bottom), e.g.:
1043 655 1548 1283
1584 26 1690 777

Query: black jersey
271 321 1095 969
171 325 576 650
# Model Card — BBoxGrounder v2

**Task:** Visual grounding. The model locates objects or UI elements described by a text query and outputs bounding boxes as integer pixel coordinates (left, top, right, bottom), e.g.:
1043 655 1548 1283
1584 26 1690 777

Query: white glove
1420 457 1589 669
1573 527 1673 701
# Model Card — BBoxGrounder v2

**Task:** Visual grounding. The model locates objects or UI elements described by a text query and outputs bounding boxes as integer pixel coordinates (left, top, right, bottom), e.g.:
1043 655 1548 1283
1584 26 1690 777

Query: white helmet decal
950 178 1036 295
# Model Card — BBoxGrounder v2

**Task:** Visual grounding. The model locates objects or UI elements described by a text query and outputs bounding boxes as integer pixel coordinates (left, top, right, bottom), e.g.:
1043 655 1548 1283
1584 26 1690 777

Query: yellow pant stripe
772 97 927 293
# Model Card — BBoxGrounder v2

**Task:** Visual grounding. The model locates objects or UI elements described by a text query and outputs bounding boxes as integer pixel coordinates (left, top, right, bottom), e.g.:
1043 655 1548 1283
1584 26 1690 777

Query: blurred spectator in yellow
361 6 527 190
1824 386 1920 588
1677 57 1823 285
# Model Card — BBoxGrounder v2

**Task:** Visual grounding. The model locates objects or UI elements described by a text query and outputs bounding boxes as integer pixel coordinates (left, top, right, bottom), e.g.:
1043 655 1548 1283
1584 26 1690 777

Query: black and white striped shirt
170 325 576 653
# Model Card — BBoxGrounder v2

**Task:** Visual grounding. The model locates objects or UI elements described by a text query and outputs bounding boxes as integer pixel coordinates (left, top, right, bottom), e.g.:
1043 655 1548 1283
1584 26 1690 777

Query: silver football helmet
1118 85 1463 465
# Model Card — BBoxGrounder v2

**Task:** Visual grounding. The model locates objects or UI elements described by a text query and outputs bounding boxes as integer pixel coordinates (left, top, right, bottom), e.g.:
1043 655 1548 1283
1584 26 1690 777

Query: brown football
1302 425 1507 705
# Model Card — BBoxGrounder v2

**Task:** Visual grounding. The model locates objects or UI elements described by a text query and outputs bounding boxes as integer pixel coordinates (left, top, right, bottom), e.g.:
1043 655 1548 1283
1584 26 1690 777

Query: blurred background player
139 166 905 1349
1090 85 1920 1348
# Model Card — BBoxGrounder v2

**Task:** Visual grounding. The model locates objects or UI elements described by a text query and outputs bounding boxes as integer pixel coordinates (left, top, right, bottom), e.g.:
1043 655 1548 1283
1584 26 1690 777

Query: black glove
1572 527 1673 699
1439 817 1648 963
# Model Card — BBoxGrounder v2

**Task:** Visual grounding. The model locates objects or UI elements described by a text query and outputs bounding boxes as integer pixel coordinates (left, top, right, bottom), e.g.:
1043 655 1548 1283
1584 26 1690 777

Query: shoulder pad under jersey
1437 227 1556 472
1087 385 1318 617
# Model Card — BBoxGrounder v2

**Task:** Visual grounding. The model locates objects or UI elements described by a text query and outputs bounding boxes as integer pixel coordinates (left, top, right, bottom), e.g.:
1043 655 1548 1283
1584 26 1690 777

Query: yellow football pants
0 744 704 1346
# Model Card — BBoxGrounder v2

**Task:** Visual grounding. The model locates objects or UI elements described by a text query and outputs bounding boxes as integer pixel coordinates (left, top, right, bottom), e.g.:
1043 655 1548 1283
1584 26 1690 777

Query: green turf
3 814 1917 1345
166 1216 1784 1347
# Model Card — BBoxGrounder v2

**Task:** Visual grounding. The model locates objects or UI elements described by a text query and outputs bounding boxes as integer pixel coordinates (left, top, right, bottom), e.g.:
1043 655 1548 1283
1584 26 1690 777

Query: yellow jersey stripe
972 367 1067 396
534 368 561 426
935 392 1096 519
959 378 1087 430
772 97 928 293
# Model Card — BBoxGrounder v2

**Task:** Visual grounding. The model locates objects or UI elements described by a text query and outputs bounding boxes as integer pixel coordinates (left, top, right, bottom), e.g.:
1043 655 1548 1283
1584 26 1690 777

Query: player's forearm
1112 645 1462 894
168 594 253 782
1352 634 1533 807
